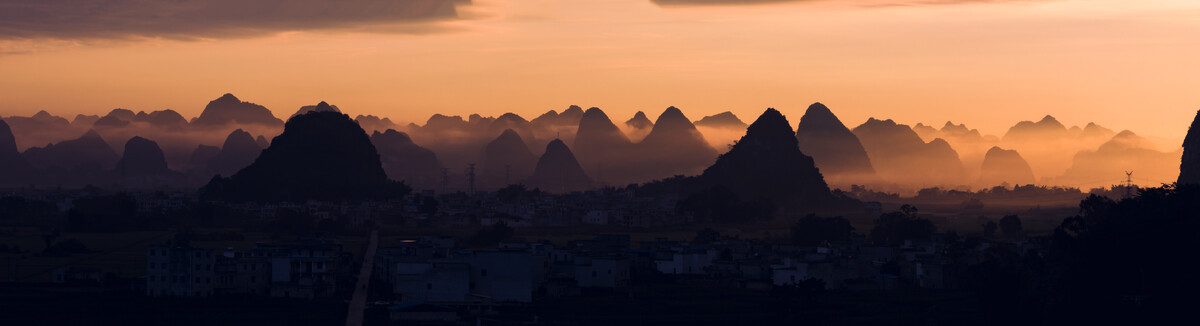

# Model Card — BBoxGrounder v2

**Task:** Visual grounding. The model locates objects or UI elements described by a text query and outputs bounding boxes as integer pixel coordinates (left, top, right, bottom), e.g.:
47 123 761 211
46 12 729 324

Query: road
345 230 379 326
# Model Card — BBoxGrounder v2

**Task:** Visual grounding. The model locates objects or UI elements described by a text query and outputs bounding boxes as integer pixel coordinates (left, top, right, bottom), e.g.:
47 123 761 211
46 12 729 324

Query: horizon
2 0 1199 141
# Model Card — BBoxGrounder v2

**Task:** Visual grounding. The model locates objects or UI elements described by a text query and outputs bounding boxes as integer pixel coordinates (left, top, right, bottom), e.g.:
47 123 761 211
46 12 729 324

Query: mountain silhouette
697 108 834 210
133 109 188 128
853 118 967 186
693 111 747 130
1181 109 1200 184
191 93 284 127
527 139 592 193
114 136 173 178
72 114 101 128
794 102 875 179
292 102 341 118
978 146 1035 186
488 113 537 148
424 114 469 131
255 135 270 148
371 129 443 188
573 107 633 180
93 109 136 128
625 111 653 130
634 106 717 181
22 129 119 173
1080 122 1116 139
201 110 403 202
1061 130 1181 187
0 119 36 185
532 105 585 127
355 115 397 133
189 144 221 172
480 129 538 188
207 129 262 177
1002 115 1068 142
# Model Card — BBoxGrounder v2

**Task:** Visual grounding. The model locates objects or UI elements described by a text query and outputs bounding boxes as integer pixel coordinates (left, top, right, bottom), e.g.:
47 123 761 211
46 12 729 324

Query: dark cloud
0 0 471 40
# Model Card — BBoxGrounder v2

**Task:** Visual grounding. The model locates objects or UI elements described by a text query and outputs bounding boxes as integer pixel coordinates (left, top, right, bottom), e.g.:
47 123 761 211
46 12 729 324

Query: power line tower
466 163 476 194
1124 170 1134 199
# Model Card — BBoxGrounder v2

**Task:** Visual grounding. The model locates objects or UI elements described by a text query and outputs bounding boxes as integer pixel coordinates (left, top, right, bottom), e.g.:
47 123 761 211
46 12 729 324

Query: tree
870 204 935 245
999 215 1022 238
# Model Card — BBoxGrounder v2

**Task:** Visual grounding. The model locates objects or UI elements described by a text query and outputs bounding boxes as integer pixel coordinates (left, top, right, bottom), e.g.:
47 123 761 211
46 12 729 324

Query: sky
1 0 1198 140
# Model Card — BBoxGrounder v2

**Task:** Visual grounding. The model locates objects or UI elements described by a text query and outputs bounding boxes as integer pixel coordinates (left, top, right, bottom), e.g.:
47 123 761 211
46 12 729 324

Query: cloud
0 0 472 40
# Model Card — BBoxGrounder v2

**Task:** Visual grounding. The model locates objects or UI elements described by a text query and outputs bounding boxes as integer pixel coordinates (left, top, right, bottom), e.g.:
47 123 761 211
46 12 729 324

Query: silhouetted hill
573 107 633 180
201 110 403 202
207 129 262 177
94 109 136 128
371 129 442 188
191 93 284 127
488 113 537 148
133 109 188 128
255 135 270 148
480 129 538 188
189 144 221 172
625 111 653 130
1181 110 1200 185
72 114 101 128
22 129 119 172
114 136 172 178
1060 130 1181 187
292 102 341 118
853 118 967 186
697 108 834 211
424 114 469 131
1002 115 1068 142
532 105 584 127
355 115 397 133
1080 122 1116 139
0 119 36 185
527 139 592 193
794 102 875 179
693 111 747 130
978 146 1035 186
635 106 717 180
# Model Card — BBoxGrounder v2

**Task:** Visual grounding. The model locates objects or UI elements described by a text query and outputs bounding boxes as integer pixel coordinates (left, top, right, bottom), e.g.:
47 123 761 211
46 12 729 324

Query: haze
2 0 1198 141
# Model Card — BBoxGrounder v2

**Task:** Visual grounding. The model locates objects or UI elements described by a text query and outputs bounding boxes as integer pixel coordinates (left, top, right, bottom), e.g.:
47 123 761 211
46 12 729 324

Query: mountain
93 109 136 128
424 114 469 131
697 108 834 210
201 110 403 202
189 145 221 172
191 93 284 127
255 135 270 148
625 111 653 130
1181 110 1200 185
22 130 119 173
131 109 188 128
0 119 36 185
114 136 173 178
72 114 101 128
355 115 397 134
852 118 967 186
480 129 538 188
978 146 1035 186
573 107 633 180
794 102 875 179
531 105 584 127
1061 130 1181 187
371 129 443 188
693 111 747 130
207 129 262 177
527 139 592 192
488 113 537 148
292 102 341 118
634 106 718 181
1002 115 1068 142
1080 122 1116 140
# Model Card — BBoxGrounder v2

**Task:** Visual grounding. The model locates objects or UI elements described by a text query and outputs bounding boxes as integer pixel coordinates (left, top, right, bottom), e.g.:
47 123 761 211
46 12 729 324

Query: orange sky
1 0 1198 141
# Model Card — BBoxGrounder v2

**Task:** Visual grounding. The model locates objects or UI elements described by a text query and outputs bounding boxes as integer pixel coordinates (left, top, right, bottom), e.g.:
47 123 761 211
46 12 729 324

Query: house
146 245 216 297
